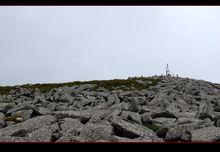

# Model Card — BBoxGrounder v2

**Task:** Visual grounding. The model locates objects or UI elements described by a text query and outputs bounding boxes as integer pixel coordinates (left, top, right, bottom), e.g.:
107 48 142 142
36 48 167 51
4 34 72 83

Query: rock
165 120 213 141
195 112 213 120
111 135 140 142
0 120 6 128
111 102 130 111
79 123 113 141
72 84 95 96
181 132 191 141
104 94 120 108
111 117 159 141
0 112 5 121
53 110 91 123
141 113 153 124
105 108 122 122
120 111 130 119
191 126 220 141
111 135 155 142
37 97 50 107
151 110 177 119
177 117 200 125
89 110 110 123
10 86 32 98
60 118 84 136
56 136 84 142
128 97 139 112
0 136 31 142
0 103 15 114
7 105 41 117
47 103 57 111
126 112 142 125
166 102 181 114
12 109 33 121
80 97 97 107
38 107 51 115
156 126 170 138
149 92 170 108
56 103 68 111
28 123 60 142
153 118 176 126
139 106 162 114
0 115 57 136
215 119 220 127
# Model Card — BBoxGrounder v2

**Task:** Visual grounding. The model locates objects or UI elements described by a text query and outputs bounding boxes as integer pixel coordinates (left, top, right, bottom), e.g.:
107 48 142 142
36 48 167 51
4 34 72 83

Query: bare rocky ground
1 75 220 142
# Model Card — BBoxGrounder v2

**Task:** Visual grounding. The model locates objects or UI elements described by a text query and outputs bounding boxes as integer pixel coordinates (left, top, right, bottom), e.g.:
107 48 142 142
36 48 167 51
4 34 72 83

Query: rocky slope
1 76 220 142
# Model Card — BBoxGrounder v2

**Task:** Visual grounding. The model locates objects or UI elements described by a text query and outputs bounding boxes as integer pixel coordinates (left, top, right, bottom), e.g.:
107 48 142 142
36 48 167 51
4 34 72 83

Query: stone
139 106 162 114
111 117 159 141
28 123 60 142
0 112 5 121
53 110 91 123
0 102 15 114
56 136 84 142
89 110 110 123
141 113 153 124
215 119 220 127
165 120 212 141
0 115 57 136
105 108 122 122
7 105 41 116
12 109 33 121
195 112 213 120
0 136 31 142
72 84 95 96
127 112 142 124
128 97 139 112
79 123 113 141
120 111 130 119
104 94 120 108
38 107 51 115
60 118 84 136
151 110 177 119
177 117 200 125
153 118 176 126
47 103 57 111
191 126 220 141
149 92 170 108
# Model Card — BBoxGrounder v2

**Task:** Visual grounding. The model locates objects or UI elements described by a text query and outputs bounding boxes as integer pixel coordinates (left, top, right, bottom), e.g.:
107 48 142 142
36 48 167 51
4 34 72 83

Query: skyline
0 6 220 86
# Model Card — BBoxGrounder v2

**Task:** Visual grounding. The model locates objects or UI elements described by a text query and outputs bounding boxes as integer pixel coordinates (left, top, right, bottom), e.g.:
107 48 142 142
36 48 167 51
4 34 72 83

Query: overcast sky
0 6 220 86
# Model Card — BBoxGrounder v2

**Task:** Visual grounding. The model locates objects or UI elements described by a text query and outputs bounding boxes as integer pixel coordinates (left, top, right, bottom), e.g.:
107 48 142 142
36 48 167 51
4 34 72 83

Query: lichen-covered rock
111 117 159 141
0 115 57 136
191 126 220 141
79 122 113 141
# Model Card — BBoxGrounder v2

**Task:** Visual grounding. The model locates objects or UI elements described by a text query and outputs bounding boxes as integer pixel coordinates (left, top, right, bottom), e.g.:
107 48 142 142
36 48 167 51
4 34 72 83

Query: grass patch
4 113 23 123
0 86 11 95
0 76 160 95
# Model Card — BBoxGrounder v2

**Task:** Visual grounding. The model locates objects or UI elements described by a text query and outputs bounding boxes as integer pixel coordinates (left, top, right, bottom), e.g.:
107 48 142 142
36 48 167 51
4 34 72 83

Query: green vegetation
0 76 160 95
0 86 11 95
4 113 23 123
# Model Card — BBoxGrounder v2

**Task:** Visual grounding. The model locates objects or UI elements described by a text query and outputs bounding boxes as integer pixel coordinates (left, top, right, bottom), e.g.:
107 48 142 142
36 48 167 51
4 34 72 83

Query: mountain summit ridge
1 75 220 142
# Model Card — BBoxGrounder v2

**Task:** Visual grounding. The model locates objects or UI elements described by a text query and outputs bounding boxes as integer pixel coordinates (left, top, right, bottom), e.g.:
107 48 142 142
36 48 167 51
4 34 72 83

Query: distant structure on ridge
166 63 171 76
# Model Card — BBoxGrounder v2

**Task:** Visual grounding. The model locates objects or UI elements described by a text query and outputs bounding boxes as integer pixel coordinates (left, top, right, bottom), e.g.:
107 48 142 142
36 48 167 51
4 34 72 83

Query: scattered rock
60 118 84 136
79 122 113 141
191 126 220 141
53 110 91 123
1 76 220 142
112 117 159 141
0 115 57 136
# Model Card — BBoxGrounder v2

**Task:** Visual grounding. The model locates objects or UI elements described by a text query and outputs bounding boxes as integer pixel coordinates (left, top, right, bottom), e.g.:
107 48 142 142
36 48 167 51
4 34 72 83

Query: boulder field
1 76 220 142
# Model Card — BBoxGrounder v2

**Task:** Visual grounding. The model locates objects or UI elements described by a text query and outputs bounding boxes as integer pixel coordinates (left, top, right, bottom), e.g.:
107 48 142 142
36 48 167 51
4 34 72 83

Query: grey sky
0 6 220 86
